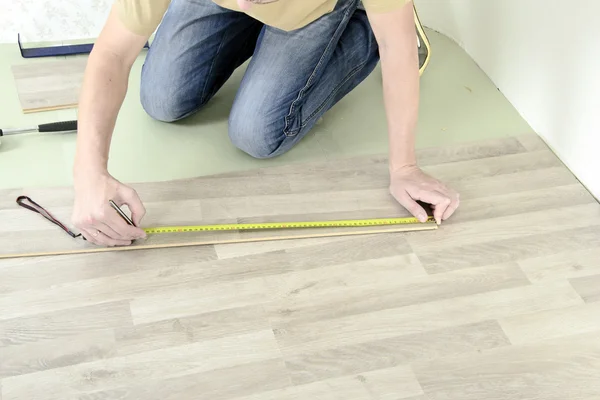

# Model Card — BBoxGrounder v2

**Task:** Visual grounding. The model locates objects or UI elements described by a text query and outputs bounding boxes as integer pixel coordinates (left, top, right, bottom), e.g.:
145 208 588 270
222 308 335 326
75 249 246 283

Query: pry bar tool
18 34 150 58
0 120 77 137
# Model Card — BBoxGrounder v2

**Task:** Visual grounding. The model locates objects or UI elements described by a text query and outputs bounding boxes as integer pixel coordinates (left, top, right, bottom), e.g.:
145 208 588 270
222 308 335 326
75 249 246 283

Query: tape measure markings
143 216 436 234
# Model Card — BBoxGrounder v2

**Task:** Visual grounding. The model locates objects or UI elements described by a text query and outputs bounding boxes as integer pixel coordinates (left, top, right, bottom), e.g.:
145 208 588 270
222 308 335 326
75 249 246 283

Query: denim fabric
140 0 379 158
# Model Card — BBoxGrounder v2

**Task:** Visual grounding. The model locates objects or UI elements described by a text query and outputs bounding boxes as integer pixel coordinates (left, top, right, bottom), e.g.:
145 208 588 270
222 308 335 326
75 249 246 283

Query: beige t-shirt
116 0 410 35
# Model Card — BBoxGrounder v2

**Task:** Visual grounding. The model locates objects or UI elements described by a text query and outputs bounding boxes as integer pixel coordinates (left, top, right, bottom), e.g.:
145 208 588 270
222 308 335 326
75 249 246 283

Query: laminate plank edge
0 225 437 260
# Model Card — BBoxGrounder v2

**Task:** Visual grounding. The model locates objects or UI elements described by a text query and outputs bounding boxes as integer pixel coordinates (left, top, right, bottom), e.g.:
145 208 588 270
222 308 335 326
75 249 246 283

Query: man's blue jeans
140 0 380 159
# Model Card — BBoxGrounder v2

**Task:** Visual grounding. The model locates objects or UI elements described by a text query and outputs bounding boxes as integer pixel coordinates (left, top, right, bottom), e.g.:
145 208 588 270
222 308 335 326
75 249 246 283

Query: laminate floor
11 58 87 113
1 134 600 400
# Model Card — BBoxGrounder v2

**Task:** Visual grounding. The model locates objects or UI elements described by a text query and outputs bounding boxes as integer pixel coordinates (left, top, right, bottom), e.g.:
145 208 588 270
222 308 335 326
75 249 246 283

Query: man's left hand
389 165 460 225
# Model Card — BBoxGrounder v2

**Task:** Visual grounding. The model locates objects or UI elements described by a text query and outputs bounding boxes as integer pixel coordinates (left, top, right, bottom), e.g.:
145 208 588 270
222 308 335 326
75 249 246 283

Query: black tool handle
38 120 78 133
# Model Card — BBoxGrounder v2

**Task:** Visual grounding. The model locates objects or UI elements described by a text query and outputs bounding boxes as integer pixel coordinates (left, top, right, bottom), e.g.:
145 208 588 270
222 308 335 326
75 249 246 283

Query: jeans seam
283 0 358 137
300 60 368 130
201 30 227 106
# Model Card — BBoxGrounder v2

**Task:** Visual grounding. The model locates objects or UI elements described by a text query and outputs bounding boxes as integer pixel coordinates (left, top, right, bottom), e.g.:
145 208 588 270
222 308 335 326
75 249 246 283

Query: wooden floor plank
416 225 600 274
213 235 350 259
77 359 291 400
11 59 87 112
262 234 413 275
421 149 561 182
0 258 255 321
129 276 271 325
0 233 411 322
356 365 424 400
447 184 596 224
0 247 217 294
516 133 551 151
448 166 578 199
115 304 270 357
570 274 600 303
407 203 600 251
519 248 600 282
265 254 426 304
200 190 378 220
282 320 509 385
499 302 600 345
230 374 372 400
0 301 132 347
135 174 293 201
287 151 564 194
413 331 600 400
0 330 116 379
273 281 581 356
413 136 528 166
1 330 281 400
266 262 529 326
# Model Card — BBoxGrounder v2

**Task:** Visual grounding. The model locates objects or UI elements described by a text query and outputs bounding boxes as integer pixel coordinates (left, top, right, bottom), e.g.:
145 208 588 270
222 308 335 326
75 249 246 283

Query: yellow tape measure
107 199 436 235
142 216 436 234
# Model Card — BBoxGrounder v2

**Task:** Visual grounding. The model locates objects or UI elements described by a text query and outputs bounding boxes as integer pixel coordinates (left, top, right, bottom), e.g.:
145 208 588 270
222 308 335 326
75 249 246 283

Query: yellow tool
7 197 437 260
142 216 437 234
108 199 437 234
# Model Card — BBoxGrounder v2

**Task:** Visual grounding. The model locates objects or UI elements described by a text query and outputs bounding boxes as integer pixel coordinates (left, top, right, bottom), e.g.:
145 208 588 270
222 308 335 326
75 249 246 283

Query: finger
93 221 124 240
83 226 131 247
395 192 429 222
94 221 135 244
442 192 460 220
96 229 132 247
80 227 101 245
85 206 136 241
104 211 145 240
100 231 131 246
119 188 147 228
415 190 451 224
428 184 459 221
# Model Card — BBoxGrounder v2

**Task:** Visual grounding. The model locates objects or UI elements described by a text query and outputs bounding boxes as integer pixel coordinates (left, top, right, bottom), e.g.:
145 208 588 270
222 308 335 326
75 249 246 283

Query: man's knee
228 112 287 159
140 81 188 123
140 66 203 123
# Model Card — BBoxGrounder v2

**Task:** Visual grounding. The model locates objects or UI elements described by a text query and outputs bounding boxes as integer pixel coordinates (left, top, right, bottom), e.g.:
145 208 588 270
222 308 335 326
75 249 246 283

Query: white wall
0 0 111 43
415 0 600 199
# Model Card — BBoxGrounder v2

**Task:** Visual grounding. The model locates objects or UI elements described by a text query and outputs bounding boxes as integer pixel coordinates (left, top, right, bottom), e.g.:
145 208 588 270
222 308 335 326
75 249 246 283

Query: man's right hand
72 172 147 246
69 3 152 247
